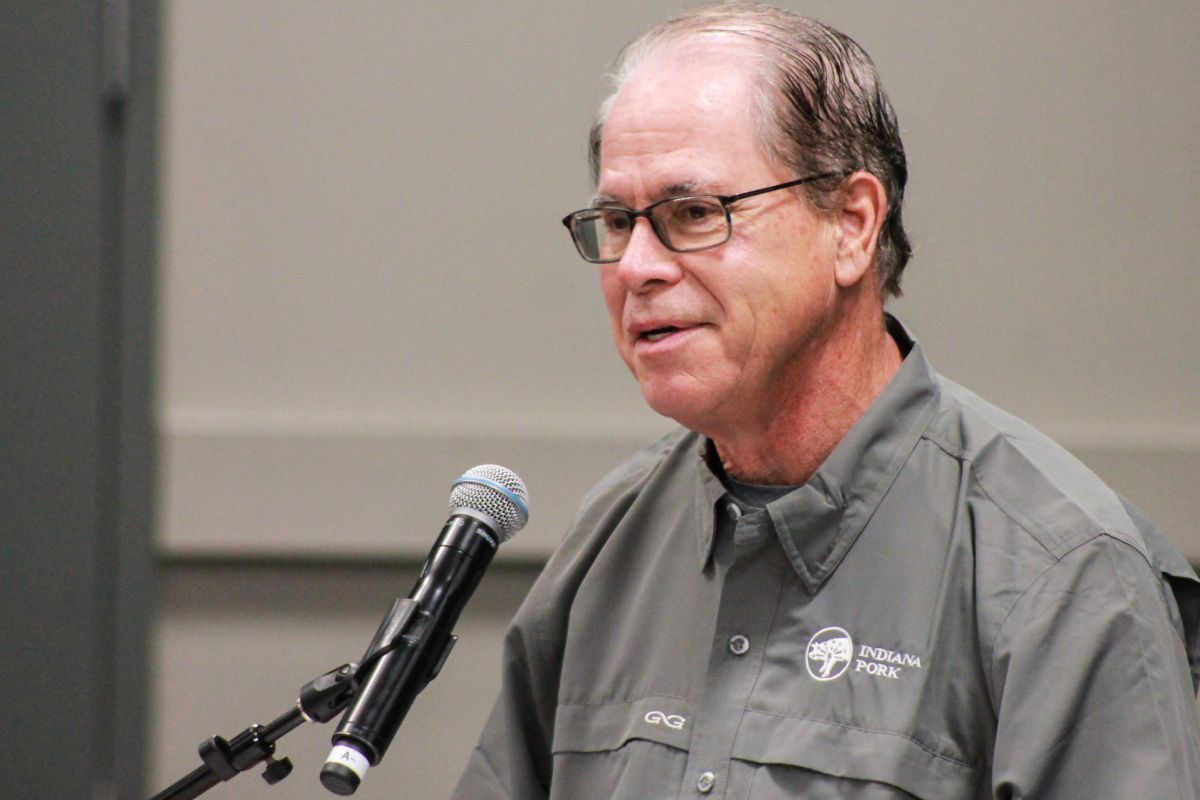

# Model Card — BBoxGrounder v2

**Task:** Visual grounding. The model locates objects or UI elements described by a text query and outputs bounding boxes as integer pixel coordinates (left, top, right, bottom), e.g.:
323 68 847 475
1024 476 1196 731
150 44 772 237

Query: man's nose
613 218 682 293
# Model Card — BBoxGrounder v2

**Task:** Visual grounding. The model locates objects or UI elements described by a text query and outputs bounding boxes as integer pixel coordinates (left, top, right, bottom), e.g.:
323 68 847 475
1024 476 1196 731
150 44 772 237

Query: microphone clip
348 598 423 689
299 662 360 724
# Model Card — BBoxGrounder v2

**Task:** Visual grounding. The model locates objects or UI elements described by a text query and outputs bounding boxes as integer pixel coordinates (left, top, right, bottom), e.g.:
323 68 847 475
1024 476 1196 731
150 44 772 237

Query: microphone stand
148 662 358 800
149 598 424 799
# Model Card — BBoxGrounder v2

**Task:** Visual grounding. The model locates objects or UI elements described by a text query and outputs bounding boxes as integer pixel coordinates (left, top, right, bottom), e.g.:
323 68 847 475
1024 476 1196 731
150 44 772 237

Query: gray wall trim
161 424 1200 564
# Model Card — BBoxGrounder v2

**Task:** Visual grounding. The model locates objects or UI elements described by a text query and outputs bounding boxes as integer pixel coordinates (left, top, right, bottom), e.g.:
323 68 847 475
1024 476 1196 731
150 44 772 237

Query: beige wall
150 2 1200 797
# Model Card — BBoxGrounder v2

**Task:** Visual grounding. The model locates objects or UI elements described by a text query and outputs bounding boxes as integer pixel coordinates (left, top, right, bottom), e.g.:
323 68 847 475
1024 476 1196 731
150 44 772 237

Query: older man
453 4 1200 798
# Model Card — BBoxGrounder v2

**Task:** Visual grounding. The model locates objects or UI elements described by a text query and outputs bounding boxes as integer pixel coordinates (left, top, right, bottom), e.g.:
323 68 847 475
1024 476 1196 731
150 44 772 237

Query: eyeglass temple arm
721 170 852 204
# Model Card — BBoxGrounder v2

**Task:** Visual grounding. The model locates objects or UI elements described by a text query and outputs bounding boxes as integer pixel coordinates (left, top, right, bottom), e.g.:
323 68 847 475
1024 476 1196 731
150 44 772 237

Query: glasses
561 171 846 264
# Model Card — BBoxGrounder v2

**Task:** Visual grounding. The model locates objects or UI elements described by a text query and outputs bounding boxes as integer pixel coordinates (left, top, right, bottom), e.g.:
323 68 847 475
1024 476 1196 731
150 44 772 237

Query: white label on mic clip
327 744 370 780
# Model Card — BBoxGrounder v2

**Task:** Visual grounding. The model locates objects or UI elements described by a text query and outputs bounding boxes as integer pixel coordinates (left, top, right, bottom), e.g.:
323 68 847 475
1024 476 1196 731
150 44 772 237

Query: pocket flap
553 696 694 754
732 710 981 800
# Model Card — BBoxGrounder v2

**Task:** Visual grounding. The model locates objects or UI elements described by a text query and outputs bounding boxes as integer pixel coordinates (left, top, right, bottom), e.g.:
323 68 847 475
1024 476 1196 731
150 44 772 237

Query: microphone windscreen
448 465 529 542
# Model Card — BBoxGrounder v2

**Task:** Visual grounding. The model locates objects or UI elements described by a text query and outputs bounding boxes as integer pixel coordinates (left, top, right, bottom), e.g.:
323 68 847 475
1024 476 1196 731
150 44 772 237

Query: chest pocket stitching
738 708 981 772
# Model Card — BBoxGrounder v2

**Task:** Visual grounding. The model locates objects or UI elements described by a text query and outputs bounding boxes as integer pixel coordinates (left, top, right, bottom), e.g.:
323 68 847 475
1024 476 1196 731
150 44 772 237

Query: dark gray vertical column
107 2 160 798
0 2 158 799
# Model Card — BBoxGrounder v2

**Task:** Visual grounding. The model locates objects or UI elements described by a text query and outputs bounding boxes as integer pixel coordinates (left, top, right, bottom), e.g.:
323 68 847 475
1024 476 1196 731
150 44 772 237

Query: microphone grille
449 465 529 542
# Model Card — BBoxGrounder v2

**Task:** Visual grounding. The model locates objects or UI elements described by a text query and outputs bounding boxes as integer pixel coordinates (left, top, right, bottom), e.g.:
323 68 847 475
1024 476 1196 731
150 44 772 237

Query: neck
711 306 902 486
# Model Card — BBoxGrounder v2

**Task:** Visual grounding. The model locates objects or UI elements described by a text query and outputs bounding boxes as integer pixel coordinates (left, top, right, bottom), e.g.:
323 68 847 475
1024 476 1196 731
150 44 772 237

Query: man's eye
668 200 722 229
603 212 632 232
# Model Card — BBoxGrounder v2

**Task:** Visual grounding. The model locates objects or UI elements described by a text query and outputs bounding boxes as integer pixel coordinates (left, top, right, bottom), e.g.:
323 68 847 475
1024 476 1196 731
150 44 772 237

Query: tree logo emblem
805 626 854 681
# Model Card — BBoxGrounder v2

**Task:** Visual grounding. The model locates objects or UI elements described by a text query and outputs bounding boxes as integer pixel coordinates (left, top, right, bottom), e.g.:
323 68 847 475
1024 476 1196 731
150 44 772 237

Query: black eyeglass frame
561 170 850 264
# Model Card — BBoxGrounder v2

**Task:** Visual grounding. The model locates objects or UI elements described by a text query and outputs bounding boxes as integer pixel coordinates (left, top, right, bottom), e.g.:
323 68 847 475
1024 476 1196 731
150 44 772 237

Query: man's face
596 41 842 435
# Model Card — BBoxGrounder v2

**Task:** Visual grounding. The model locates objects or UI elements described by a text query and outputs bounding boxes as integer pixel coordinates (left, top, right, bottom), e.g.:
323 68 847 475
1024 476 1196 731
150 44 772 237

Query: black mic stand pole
148 662 358 800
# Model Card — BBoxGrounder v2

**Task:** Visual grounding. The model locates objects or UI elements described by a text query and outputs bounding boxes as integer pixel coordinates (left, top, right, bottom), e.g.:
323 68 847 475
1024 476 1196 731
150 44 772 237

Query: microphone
319 464 529 795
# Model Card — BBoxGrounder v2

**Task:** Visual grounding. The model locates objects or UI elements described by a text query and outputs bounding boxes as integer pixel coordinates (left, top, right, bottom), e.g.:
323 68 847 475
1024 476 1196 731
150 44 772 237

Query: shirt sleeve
449 444 662 798
1118 494 1200 690
990 534 1200 799
449 589 561 800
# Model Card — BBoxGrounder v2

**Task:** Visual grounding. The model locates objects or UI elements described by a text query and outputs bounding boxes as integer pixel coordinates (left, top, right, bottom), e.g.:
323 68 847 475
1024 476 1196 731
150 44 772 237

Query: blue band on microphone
452 475 530 523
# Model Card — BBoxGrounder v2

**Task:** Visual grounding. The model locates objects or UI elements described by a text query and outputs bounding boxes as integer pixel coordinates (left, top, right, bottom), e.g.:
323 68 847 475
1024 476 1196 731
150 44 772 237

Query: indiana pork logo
806 626 924 682
805 626 854 681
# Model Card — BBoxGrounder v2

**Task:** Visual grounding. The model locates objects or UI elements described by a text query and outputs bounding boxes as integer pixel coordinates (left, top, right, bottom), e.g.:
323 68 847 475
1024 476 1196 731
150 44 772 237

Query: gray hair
588 2 911 298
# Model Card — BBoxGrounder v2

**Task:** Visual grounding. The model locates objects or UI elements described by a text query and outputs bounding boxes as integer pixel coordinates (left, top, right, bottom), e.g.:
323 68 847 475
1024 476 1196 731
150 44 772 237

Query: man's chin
638 381 721 432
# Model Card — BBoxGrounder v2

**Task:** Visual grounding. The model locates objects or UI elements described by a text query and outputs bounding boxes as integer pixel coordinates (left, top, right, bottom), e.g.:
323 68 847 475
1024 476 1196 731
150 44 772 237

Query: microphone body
341 514 494 755
321 465 528 795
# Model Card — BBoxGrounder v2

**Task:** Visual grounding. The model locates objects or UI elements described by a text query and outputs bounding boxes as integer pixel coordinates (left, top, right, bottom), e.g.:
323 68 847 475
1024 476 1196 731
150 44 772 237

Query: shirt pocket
732 710 982 800
550 696 694 800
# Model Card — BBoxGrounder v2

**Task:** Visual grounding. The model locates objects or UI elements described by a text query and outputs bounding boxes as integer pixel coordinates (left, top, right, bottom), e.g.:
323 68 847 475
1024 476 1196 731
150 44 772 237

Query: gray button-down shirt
453 320 1200 799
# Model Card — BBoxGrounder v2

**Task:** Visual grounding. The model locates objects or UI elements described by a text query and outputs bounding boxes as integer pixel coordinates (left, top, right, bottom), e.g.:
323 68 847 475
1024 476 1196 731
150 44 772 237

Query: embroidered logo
643 711 686 730
805 626 854 681
806 626 926 682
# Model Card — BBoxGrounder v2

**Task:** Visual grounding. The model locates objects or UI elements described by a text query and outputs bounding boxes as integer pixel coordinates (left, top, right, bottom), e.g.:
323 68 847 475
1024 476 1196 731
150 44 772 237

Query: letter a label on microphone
327 744 370 780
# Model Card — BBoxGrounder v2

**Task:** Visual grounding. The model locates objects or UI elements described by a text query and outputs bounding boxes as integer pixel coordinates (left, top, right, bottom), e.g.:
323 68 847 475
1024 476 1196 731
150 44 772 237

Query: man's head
589 2 909 297
577 3 907 445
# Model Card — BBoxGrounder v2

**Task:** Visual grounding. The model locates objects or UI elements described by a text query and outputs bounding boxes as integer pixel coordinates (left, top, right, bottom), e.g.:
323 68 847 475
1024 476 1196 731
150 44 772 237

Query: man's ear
833 171 888 289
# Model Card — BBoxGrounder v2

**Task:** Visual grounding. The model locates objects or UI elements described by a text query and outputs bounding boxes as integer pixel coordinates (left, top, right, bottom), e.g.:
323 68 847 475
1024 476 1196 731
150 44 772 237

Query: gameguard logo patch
644 710 686 730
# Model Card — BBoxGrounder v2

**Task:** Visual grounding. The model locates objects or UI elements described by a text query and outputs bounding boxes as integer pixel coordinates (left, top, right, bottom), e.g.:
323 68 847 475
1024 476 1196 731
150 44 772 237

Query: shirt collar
695 315 941 591
694 443 729 568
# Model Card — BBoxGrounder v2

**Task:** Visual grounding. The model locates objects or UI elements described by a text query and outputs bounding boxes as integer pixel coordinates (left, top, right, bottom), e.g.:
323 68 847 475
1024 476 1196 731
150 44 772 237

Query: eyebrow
590 181 707 209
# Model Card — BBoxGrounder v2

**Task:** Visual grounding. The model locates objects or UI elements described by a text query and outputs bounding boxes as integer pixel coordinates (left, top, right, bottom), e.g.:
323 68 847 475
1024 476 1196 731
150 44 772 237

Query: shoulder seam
968 460 1062 561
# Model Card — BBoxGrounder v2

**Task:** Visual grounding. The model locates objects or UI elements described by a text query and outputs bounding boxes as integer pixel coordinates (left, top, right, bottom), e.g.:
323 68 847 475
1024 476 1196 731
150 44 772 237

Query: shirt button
729 634 750 655
697 771 716 794
725 502 742 520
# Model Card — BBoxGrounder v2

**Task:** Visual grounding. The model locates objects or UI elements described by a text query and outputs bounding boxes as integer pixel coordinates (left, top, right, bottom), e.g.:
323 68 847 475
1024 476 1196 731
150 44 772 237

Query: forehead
597 38 780 200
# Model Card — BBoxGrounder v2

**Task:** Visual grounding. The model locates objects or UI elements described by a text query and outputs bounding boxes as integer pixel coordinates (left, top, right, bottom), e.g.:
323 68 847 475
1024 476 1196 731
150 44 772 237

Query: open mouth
642 326 684 342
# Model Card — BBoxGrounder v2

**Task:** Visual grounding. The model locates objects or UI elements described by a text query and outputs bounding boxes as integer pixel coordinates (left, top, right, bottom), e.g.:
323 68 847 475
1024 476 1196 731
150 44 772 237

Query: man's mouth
642 326 684 342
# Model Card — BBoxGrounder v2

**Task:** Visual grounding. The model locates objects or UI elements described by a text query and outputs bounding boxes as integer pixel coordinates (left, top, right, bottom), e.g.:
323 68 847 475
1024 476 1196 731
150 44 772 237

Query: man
453 3 1200 798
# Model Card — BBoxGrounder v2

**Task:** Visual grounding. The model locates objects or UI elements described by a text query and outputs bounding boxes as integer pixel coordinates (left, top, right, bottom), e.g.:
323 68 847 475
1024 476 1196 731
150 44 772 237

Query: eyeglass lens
570 196 729 262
